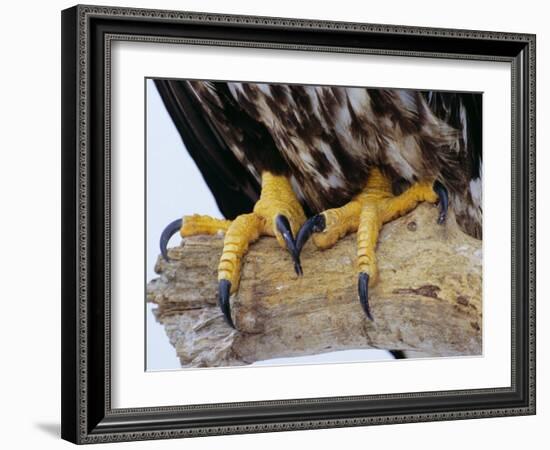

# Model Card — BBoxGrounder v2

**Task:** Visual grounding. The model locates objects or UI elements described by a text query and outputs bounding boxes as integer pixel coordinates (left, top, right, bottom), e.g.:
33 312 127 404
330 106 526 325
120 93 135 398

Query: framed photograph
61 4 535 444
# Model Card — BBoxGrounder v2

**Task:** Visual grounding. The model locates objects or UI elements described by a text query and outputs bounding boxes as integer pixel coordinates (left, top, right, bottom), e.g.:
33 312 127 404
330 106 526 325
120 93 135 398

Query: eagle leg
160 171 306 328
296 167 445 320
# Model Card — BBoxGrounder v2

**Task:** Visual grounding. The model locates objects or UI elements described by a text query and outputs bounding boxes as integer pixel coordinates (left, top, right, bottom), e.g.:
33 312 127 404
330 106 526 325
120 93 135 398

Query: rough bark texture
147 204 482 368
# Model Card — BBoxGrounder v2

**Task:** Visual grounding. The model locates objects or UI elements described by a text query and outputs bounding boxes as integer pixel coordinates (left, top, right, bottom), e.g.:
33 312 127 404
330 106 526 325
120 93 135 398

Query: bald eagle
156 79 482 329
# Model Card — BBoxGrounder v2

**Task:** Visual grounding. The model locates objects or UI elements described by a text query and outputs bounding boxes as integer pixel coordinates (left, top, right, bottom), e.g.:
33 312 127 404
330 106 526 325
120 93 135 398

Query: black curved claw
218 279 235 329
358 272 374 321
275 215 302 276
295 214 326 257
433 181 449 225
160 218 183 261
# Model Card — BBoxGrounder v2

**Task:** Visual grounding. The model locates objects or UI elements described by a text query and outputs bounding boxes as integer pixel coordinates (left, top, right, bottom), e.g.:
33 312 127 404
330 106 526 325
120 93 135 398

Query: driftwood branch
147 204 482 368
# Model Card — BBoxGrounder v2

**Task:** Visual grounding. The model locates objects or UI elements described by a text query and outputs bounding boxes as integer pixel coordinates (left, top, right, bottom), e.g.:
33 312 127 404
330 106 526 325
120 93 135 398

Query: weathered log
147 204 482 368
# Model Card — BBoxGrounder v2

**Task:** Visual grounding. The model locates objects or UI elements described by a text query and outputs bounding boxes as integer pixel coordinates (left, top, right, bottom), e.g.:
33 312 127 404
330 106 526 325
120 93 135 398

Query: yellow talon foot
159 215 231 260
217 172 306 327
160 171 306 328
296 167 448 320
181 214 231 236
217 212 263 328
217 213 263 292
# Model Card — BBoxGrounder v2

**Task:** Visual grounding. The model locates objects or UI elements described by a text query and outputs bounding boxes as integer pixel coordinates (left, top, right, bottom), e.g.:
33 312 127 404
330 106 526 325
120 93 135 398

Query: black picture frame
61 4 536 444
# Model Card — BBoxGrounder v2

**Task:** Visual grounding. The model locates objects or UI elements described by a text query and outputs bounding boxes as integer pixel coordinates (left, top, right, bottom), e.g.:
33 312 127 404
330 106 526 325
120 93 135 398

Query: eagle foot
296 168 448 320
160 215 231 261
160 171 306 328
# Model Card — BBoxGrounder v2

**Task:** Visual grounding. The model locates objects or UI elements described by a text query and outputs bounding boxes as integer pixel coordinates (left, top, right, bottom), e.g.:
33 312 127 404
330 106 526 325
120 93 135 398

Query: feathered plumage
155 79 482 238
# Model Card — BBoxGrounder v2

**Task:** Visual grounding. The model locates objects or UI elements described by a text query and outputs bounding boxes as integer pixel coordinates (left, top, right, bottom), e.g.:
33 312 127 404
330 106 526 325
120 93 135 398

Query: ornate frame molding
61 5 536 444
